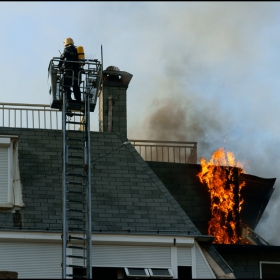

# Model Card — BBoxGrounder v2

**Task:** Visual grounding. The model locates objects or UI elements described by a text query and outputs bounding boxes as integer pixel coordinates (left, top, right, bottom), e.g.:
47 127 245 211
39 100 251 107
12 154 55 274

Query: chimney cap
106 65 120 71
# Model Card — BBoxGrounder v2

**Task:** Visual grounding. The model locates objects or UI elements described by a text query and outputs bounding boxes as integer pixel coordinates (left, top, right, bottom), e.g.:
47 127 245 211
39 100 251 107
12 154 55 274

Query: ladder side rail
62 92 67 279
85 73 92 279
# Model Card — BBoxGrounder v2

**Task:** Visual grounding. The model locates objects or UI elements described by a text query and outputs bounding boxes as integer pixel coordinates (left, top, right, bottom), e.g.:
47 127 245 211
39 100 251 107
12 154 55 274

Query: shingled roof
0 127 200 236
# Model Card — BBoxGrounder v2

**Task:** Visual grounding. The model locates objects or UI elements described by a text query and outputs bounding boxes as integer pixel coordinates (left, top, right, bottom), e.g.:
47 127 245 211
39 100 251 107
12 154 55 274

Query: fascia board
0 232 195 246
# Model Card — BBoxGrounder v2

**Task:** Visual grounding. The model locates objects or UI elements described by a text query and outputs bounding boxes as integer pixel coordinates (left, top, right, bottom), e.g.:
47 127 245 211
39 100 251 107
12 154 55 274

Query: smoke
137 96 229 156
128 2 280 245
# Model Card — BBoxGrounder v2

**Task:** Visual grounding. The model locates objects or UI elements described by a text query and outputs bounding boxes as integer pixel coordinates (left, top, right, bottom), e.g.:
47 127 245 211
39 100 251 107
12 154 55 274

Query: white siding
92 244 171 267
195 243 215 279
72 244 171 267
177 247 192 266
0 235 214 279
0 241 61 279
0 147 8 204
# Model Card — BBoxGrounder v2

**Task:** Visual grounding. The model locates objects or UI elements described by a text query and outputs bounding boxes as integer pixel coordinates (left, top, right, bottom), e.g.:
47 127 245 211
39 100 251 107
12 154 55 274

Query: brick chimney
99 66 133 138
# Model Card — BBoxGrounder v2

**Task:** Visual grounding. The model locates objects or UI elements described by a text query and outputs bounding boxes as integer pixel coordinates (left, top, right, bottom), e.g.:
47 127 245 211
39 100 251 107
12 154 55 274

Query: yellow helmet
63 37 74 46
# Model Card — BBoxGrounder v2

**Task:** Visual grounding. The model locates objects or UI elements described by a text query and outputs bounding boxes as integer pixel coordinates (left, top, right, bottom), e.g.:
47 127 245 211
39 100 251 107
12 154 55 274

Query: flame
197 147 246 244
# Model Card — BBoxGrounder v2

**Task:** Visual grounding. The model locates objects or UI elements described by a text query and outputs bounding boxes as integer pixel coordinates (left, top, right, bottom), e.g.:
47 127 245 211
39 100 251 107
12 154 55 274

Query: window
178 266 192 279
73 267 174 279
0 135 23 210
125 268 173 279
124 268 150 278
148 268 173 278
73 267 135 279
260 262 280 279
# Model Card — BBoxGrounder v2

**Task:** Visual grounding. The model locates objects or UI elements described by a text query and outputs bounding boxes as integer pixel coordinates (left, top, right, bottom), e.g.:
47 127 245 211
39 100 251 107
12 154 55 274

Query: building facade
0 66 279 279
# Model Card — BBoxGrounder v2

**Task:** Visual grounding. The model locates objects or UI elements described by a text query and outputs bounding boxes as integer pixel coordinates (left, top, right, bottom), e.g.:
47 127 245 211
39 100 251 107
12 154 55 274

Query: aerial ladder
48 54 103 279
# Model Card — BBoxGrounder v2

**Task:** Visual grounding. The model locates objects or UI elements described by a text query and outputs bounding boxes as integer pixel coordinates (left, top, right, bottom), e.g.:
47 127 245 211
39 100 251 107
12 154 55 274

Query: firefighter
58 37 81 102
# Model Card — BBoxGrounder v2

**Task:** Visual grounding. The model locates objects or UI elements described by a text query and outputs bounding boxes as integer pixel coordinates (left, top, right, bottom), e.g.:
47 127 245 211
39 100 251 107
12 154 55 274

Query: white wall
0 241 61 279
0 233 216 279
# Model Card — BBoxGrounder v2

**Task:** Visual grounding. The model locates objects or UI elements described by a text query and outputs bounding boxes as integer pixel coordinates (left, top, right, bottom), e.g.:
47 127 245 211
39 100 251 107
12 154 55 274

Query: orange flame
197 148 246 244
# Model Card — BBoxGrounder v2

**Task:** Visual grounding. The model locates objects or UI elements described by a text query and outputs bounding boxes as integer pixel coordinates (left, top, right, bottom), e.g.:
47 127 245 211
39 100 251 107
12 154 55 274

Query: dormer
0 135 24 210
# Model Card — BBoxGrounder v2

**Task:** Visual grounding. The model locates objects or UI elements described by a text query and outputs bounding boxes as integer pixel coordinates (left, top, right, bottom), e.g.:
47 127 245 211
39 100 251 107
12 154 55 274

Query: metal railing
130 140 197 164
0 103 198 164
0 102 83 131
48 57 102 112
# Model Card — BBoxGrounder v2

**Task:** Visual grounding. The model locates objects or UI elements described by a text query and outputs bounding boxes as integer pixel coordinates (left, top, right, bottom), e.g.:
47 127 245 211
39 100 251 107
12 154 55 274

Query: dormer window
0 135 24 210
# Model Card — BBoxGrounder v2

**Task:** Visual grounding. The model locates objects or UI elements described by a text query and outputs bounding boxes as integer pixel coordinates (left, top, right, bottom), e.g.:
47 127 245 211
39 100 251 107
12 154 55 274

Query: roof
239 173 275 230
0 127 200 236
146 162 276 234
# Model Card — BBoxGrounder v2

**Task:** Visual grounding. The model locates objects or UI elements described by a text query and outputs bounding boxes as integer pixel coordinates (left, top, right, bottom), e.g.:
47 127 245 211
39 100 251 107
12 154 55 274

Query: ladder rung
67 164 83 168
67 217 85 221
66 210 85 214
68 156 84 159
66 274 86 279
66 172 85 177
66 255 86 259
67 137 85 142
69 235 86 241
68 227 85 231
68 147 84 150
67 264 86 268
67 190 84 195
67 208 85 213
66 181 84 185
67 245 86 250
66 172 86 177
71 113 85 117
66 199 84 203
66 121 85 125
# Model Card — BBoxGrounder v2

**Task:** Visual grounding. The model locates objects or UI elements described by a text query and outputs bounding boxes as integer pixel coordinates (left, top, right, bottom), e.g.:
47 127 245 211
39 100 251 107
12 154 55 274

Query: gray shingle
0 127 201 236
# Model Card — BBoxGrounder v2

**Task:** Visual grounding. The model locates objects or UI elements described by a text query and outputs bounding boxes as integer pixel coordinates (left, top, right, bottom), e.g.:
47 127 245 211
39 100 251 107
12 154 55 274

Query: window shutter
72 245 171 267
177 247 192 266
0 241 61 278
0 147 8 204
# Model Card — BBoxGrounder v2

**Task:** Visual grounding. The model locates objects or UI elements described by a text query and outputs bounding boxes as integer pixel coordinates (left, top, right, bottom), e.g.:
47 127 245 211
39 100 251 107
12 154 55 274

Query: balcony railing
130 140 197 164
0 103 198 164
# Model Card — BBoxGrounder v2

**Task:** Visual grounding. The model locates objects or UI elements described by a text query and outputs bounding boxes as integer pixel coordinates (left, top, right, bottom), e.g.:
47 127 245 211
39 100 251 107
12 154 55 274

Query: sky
1 1 280 244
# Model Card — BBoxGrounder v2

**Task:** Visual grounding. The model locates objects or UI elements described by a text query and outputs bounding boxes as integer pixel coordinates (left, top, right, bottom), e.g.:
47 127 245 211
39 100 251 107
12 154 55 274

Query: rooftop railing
0 103 198 164
0 102 83 131
130 140 197 164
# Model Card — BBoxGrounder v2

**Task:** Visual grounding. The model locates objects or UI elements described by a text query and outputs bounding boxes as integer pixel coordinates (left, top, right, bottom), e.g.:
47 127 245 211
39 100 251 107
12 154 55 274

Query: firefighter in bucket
58 37 82 102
